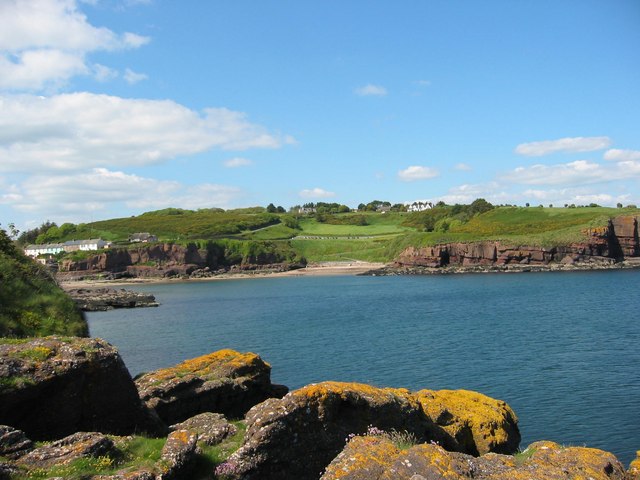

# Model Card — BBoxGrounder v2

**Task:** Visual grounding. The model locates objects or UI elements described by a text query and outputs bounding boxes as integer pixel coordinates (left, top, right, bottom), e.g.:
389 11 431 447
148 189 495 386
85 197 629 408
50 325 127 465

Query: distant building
24 239 110 258
129 232 158 243
407 201 433 212
376 205 391 213
24 243 65 257
298 207 317 215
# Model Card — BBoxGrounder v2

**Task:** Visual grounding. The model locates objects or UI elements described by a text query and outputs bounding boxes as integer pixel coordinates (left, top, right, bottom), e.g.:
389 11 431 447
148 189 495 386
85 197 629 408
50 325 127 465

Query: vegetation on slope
0 226 87 338
17 202 640 264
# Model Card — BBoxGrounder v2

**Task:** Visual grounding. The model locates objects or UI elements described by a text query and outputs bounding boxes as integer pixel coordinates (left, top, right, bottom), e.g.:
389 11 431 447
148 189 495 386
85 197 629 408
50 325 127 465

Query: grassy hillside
89 208 280 241
24 205 640 264
0 227 87 338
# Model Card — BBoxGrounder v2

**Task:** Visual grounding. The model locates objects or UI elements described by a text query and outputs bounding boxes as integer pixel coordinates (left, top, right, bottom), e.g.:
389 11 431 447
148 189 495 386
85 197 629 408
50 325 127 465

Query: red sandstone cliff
393 216 639 269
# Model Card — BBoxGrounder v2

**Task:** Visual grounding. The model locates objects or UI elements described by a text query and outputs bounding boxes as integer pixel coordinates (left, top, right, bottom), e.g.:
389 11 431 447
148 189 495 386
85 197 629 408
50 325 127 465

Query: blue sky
1 0 639 229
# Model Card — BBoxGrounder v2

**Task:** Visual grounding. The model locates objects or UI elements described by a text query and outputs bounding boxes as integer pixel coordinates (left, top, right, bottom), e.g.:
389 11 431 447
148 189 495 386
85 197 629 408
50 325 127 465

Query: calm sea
87 269 640 465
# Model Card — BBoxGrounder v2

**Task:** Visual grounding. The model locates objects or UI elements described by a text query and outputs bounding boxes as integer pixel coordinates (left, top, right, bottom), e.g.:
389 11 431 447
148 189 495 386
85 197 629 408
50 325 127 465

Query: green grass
292 236 395 263
88 209 280 241
0 227 87 338
297 212 413 237
241 223 299 240
12 422 247 479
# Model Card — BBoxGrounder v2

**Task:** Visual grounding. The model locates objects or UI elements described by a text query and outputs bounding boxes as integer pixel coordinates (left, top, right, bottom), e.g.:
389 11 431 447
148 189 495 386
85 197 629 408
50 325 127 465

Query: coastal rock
170 412 237 446
0 426 32 459
15 432 115 469
0 337 164 440
321 437 626 480
416 389 520 455
60 243 207 274
629 451 640 480
135 349 288 425
392 215 640 271
65 287 159 311
223 381 520 480
157 430 199 480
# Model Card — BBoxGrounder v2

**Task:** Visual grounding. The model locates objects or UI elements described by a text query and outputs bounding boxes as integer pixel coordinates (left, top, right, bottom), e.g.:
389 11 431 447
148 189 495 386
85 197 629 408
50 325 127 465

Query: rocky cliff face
60 243 208 277
393 215 639 269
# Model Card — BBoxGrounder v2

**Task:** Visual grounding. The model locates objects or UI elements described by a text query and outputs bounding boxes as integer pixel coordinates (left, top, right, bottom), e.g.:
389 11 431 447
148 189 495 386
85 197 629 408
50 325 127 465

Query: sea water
87 269 640 465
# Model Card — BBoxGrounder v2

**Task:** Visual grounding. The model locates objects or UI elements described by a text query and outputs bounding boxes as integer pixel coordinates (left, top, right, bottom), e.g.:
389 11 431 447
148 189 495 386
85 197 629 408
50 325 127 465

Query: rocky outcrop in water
0 337 164 440
223 381 520 480
135 349 288 425
321 437 626 480
64 287 159 311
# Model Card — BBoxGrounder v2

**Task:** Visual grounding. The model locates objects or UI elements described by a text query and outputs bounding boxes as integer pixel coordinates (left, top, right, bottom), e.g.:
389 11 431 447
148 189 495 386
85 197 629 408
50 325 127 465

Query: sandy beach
58 261 387 289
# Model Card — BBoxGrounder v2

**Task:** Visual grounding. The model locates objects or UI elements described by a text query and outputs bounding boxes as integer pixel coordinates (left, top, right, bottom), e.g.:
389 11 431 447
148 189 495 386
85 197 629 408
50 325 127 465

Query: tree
617 203 623 208
266 203 277 213
469 198 494 215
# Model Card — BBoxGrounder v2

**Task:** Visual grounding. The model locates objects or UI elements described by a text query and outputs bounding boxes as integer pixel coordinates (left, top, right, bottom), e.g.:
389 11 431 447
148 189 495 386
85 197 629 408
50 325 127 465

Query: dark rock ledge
64 287 159 311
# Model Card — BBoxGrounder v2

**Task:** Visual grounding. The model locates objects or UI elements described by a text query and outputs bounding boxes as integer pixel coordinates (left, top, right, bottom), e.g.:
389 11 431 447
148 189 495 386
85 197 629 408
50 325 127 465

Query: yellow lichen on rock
322 436 400 480
154 348 264 380
293 381 416 407
628 451 640 480
416 388 519 455
322 439 626 480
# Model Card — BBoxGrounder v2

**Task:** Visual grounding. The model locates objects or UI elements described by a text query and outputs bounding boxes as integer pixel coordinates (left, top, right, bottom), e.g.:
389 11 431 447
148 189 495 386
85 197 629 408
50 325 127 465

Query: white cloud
454 163 472 171
398 165 439 182
0 0 150 91
0 93 293 173
604 149 640 162
515 136 611 156
299 187 335 199
355 84 387 96
522 188 633 207
501 159 640 186
414 80 431 87
6 168 243 217
94 64 118 82
223 157 253 168
123 68 147 84
0 49 89 90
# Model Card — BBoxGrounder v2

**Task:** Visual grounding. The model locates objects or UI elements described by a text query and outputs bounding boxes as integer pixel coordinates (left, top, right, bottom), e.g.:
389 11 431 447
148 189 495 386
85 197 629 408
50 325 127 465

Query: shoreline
58 261 387 289
56 258 640 290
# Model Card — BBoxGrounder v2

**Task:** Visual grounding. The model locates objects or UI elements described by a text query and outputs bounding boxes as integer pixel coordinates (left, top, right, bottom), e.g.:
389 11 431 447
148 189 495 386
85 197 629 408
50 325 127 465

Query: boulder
170 412 237 446
135 349 288 425
321 437 626 480
0 337 164 440
15 432 115 469
416 389 520 455
224 381 520 480
629 451 640 480
157 430 199 480
0 425 32 459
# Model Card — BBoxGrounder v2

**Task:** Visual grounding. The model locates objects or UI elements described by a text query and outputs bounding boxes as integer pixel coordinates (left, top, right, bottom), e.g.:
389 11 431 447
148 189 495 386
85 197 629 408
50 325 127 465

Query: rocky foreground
0 337 638 479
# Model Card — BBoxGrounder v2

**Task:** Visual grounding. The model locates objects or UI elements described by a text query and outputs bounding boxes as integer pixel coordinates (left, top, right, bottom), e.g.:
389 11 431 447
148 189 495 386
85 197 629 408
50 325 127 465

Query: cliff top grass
0 227 87 338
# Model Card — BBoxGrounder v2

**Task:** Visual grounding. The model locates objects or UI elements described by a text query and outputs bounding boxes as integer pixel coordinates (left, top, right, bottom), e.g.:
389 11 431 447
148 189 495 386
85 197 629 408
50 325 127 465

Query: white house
24 243 65 257
129 232 158 243
407 201 433 212
24 239 110 258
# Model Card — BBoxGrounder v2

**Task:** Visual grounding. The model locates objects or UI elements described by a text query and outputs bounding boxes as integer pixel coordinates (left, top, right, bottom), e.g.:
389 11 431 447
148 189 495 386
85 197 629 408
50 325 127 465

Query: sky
1 0 639 230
